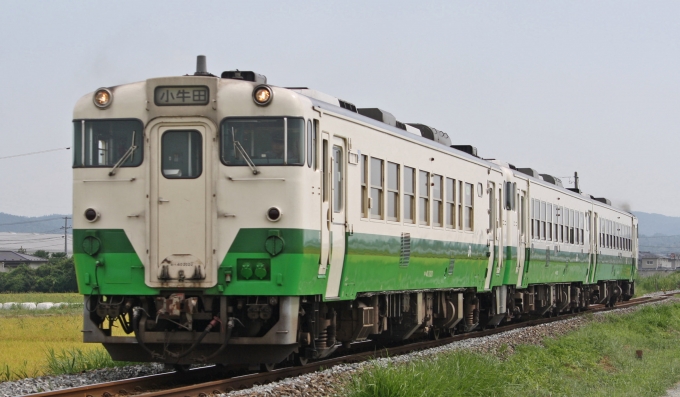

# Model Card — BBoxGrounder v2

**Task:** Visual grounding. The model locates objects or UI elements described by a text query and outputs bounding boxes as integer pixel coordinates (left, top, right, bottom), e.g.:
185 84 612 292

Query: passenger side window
433 175 443 227
404 167 415 224
446 178 456 229
370 158 384 219
419 171 430 225
540 201 546 240
547 203 553 241
387 162 399 221
464 183 474 231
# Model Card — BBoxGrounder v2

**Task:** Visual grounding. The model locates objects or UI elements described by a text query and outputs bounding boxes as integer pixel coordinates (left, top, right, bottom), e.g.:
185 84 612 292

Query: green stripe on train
72 229 634 297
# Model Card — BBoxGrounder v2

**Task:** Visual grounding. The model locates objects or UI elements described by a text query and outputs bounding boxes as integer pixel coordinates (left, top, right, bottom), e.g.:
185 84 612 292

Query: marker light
84 208 100 222
93 88 113 109
253 85 273 106
266 207 282 222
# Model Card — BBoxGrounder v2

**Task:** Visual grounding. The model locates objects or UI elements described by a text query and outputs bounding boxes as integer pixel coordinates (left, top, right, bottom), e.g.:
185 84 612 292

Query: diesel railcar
72 56 637 368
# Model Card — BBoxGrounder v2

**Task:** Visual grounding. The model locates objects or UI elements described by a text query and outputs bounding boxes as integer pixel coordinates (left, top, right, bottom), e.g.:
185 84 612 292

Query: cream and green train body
73 57 637 367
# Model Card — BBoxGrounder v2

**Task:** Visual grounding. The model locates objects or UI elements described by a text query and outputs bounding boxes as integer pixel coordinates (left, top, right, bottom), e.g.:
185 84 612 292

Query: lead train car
73 58 637 367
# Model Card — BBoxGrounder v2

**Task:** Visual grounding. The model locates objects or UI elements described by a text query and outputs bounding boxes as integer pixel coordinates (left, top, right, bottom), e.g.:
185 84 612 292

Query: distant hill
634 211 680 237
0 213 72 234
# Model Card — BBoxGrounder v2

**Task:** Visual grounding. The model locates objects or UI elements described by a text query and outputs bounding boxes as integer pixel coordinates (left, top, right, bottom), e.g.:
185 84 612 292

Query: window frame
360 154 368 218
161 129 203 180
219 116 306 167
387 161 400 222
432 174 443 227
464 182 474 231
73 118 145 169
418 170 430 226
403 166 416 224
445 177 456 229
369 157 384 220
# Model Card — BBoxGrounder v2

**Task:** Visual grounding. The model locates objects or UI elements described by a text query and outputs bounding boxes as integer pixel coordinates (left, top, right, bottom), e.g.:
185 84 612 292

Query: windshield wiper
109 131 137 176
232 127 259 175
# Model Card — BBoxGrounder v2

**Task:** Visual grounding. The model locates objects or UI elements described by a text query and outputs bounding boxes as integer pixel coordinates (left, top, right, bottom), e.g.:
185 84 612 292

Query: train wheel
173 364 191 373
262 363 276 372
294 354 309 366
430 328 441 340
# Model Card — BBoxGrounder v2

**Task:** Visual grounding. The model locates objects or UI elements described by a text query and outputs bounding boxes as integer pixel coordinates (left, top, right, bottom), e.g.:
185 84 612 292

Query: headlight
252 85 273 106
93 88 113 109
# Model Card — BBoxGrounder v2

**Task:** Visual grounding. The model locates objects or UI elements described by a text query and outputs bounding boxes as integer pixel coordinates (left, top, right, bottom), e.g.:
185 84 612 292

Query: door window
333 146 343 213
162 130 202 179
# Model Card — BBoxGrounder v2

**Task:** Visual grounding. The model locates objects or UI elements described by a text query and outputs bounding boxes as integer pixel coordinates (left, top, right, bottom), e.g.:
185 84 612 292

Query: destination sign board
154 86 210 106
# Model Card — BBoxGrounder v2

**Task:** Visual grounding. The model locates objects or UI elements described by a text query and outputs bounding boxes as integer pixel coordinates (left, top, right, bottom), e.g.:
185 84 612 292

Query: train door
590 212 599 283
325 136 347 299
319 133 330 276
496 185 504 275
516 190 527 286
150 122 211 287
484 181 496 290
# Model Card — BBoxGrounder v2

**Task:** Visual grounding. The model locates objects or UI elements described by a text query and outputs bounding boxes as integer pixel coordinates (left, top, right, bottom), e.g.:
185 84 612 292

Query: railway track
24 294 671 397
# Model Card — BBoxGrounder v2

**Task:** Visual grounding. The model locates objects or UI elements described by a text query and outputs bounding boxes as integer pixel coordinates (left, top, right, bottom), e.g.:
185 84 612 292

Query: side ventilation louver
448 258 455 275
400 232 411 267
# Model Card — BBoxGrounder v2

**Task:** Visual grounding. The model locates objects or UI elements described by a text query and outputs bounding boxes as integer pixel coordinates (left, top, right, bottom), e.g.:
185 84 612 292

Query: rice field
0 313 111 380
0 292 82 304
0 292 130 381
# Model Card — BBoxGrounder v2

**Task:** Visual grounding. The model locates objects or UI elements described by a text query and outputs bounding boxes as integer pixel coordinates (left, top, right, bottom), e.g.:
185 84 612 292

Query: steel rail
23 295 671 397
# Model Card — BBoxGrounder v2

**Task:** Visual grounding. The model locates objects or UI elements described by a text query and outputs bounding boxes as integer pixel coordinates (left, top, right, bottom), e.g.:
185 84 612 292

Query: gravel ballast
1 291 676 397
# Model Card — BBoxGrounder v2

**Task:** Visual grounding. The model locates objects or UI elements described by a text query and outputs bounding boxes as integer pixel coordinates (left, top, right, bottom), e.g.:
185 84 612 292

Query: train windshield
73 119 143 168
220 117 305 166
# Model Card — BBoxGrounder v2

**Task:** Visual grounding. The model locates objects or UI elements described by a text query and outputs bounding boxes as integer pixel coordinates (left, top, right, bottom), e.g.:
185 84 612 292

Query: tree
3 265 35 292
0 257 77 293
32 250 50 259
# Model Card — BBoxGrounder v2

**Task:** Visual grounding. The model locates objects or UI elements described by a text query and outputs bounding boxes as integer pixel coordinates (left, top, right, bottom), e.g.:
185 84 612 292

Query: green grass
636 272 680 296
44 347 136 376
348 303 680 397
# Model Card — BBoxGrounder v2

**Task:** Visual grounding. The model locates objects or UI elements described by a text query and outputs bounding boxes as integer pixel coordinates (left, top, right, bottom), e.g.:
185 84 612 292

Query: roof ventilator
451 145 478 157
221 70 267 84
593 197 612 205
517 168 541 179
339 99 357 112
358 108 398 127
406 123 452 146
540 174 563 187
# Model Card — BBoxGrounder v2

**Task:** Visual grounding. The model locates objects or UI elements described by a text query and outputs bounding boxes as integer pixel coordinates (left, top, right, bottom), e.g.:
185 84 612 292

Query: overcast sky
1 1 678 217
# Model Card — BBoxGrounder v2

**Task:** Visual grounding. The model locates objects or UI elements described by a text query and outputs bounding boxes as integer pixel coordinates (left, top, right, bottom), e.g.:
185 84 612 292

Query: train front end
72 60 323 367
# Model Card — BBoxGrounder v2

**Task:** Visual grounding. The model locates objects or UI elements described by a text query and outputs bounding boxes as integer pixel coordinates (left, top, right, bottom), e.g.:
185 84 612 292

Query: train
72 56 637 369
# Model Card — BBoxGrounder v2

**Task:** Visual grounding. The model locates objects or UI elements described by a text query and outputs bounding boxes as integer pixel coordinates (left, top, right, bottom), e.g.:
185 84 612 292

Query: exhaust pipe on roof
195 55 209 76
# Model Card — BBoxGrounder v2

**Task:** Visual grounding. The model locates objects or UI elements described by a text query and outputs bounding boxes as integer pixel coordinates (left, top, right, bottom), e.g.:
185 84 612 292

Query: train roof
292 88 633 219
